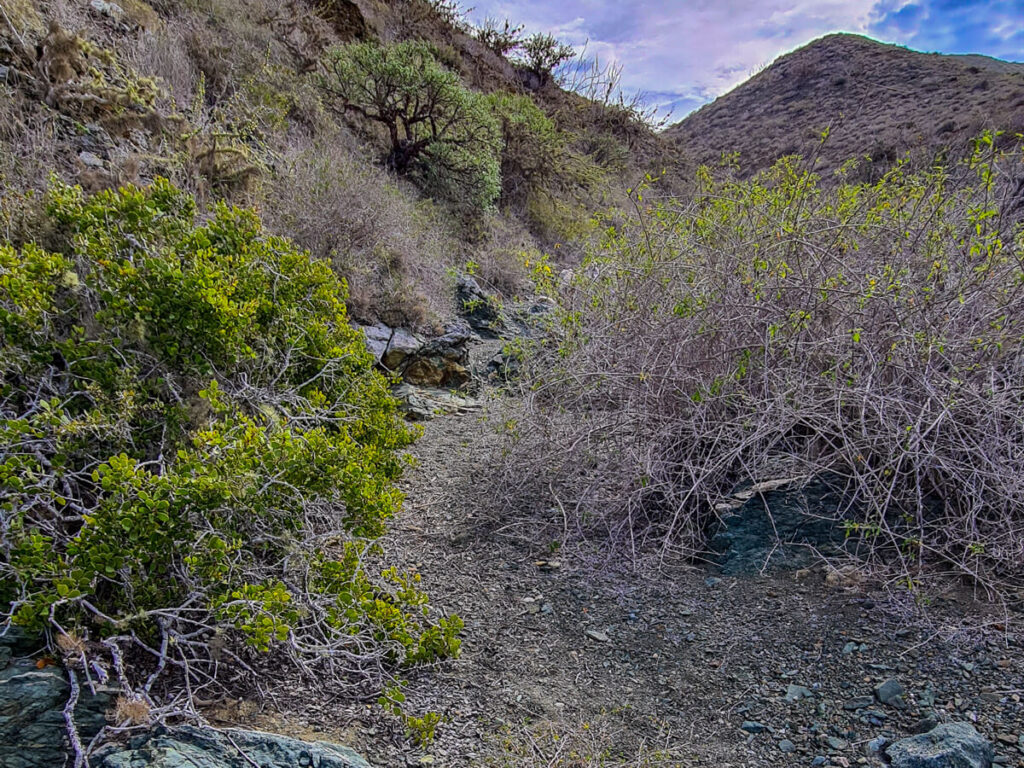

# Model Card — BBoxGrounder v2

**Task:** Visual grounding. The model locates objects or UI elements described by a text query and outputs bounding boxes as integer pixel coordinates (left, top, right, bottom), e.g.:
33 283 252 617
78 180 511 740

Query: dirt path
372 382 1024 768
231 357 1024 768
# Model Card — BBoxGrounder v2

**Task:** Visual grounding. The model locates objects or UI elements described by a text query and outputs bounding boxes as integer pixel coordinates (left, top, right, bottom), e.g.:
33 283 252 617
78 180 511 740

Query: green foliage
515 33 576 85
0 179 460 711
321 41 501 210
486 92 564 209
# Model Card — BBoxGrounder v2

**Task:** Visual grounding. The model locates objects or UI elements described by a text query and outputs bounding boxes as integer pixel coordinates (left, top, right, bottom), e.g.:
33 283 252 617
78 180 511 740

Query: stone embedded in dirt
741 721 768 733
886 722 994 768
778 739 796 752
876 677 908 708
585 629 610 643
708 475 849 575
784 684 814 702
825 736 849 750
844 696 875 710
94 725 371 768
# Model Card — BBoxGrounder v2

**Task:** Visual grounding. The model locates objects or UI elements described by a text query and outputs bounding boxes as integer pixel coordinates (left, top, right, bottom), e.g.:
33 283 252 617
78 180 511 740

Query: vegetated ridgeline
668 32 1024 179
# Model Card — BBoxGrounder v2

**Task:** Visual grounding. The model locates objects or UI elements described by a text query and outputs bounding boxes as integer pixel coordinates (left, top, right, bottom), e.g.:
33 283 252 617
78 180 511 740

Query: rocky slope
667 33 1024 180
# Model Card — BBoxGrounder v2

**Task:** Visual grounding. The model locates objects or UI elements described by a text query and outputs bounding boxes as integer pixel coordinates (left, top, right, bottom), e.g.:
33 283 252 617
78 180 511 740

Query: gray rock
584 629 610 643
826 736 848 750
844 696 875 710
392 384 480 421
886 722 994 768
94 725 370 768
360 324 423 371
0 660 113 768
402 324 472 388
778 739 796 753
455 275 503 337
876 677 907 707
869 735 889 753
784 684 814 702
741 721 768 733
78 151 106 168
708 475 849 575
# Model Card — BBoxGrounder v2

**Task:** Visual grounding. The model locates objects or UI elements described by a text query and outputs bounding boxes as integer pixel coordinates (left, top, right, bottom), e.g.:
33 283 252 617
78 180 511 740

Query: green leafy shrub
506 136 1024 593
321 40 501 210
0 179 461 722
515 33 575 86
486 92 564 210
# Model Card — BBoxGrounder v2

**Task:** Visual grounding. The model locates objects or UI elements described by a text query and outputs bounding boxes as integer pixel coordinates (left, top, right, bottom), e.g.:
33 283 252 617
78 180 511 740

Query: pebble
585 629 610 643
811 757 827 767
778 739 796 753
705 576 722 587
867 735 888 752
741 721 768 733
826 736 848 750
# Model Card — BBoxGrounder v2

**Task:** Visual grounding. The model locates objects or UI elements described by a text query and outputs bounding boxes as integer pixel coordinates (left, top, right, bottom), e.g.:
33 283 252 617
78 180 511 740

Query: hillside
667 33 1024 179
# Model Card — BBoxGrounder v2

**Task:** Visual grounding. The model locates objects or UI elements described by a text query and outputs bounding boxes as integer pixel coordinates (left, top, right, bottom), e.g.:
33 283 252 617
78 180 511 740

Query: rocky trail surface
240 331 1024 768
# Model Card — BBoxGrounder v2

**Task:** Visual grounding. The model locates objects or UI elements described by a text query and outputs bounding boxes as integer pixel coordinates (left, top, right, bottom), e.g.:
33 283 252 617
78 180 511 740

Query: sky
465 0 1024 119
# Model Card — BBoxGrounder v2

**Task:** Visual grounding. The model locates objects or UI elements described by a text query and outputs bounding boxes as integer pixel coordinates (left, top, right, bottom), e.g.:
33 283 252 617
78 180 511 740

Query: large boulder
0 659 114 768
886 723 994 768
361 323 424 371
94 725 371 768
401 323 472 388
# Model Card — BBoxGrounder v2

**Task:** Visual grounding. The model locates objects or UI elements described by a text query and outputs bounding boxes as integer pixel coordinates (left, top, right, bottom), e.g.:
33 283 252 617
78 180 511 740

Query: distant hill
666 33 1024 180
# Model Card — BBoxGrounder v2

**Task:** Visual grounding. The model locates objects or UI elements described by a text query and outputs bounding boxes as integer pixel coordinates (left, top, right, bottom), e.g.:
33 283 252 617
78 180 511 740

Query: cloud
465 0 1024 117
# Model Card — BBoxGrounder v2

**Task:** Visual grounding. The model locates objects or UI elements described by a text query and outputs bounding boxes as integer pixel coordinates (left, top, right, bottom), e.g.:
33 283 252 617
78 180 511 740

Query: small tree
516 33 575 86
321 41 501 208
486 92 564 208
475 17 525 56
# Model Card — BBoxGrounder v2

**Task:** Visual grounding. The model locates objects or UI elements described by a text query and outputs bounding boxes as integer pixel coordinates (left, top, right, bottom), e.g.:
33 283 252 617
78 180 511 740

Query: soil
227 337 1024 768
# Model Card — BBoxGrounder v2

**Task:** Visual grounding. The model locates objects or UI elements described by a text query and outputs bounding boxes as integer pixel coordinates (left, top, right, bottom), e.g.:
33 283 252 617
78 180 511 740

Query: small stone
875 678 906 707
843 641 859 655
778 739 796 753
811 757 827 767
912 716 939 734
705 576 722 587
584 629 610 643
419 757 435 766
741 721 768 733
785 684 814 702
996 733 1017 745
826 736 849 750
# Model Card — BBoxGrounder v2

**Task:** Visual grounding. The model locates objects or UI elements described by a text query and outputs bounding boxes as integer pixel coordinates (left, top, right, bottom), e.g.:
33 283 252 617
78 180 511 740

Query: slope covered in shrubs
0 179 461 728
506 135 1024 593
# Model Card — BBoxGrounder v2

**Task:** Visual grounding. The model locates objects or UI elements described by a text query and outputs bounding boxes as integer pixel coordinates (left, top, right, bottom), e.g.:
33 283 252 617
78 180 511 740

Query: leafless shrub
502 136 1024 596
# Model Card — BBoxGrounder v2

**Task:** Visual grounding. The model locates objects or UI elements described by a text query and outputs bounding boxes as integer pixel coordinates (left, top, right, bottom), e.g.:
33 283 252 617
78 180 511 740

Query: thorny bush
0 179 462 745
505 134 1024 595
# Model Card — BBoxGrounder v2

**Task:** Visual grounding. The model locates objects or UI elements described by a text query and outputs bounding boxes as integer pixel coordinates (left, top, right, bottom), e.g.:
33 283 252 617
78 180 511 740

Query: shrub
486 92 564 209
0 179 461 726
321 40 501 209
515 33 575 86
505 136 1024 594
475 17 524 56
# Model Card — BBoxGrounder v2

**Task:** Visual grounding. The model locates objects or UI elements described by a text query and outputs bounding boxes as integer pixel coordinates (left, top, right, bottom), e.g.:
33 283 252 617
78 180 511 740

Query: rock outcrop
95 725 371 768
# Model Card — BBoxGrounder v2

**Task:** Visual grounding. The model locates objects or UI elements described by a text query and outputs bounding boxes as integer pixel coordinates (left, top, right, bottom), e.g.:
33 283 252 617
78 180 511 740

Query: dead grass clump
265 136 461 329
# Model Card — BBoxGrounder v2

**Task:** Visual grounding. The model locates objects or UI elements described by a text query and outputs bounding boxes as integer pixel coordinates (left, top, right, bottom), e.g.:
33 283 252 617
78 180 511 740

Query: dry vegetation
668 33 1024 180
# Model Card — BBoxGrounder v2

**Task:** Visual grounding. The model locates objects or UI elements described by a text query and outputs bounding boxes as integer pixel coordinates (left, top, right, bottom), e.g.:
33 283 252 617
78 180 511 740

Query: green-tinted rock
0 660 112 768
95 725 372 768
